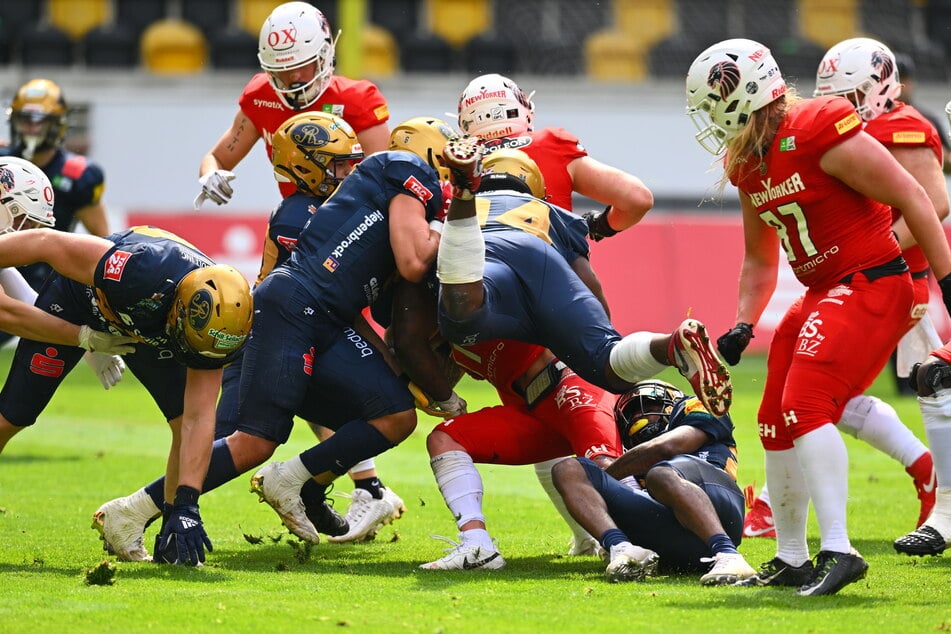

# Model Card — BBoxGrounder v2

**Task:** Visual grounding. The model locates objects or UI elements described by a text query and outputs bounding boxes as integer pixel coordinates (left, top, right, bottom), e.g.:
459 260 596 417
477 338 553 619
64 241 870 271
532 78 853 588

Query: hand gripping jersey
865 102 944 275
482 127 587 210
284 151 443 325
732 96 901 289
238 74 389 198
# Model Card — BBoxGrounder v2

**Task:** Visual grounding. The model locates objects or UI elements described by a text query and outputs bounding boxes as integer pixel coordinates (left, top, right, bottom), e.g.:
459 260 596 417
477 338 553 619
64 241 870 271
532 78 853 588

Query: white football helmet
813 37 901 121
457 74 535 139
258 1 337 110
0 156 55 233
685 39 787 155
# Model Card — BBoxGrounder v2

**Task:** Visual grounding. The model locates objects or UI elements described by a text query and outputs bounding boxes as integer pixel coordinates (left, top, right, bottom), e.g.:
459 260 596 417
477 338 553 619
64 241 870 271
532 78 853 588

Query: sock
430 450 486 527
927 489 951 535
608 331 666 383
460 527 495 551
599 528 628 551
201 438 240 492
920 390 951 488
298 420 395 477
838 394 928 467
759 482 770 507
707 533 738 556
765 447 811 567
794 424 851 554
144 477 165 510
300 478 329 507
534 457 592 545
354 477 384 499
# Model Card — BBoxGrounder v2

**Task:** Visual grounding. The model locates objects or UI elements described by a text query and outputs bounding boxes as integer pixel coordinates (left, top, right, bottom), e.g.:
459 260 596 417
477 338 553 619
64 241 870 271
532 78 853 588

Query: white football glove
434 391 468 418
409 382 468 419
77 325 137 354
193 169 236 209
83 351 126 390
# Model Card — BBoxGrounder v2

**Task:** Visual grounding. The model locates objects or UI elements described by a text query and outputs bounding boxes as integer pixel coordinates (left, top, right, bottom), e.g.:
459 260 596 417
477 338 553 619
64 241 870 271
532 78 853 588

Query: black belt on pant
520 360 568 409
838 255 908 284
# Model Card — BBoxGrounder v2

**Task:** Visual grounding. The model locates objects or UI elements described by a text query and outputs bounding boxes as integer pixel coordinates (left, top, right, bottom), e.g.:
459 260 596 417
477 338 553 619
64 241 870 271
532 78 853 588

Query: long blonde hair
717 87 804 191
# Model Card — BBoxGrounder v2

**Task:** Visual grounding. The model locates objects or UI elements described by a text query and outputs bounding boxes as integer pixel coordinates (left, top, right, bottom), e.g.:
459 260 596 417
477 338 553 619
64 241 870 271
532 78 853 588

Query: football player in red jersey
742 37 947 539
687 38 951 595
193 1 390 208
455 74 658 554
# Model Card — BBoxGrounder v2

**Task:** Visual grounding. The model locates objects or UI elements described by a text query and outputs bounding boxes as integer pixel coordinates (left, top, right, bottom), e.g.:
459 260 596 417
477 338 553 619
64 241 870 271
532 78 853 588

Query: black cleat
894 525 948 557
796 549 868 596
735 556 815 587
306 500 349 537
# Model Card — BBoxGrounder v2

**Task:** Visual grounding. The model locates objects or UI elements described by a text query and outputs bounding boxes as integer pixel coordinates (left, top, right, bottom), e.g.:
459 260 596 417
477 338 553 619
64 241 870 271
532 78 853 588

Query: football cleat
305 499 349 537
91 488 161 562
326 488 396 543
735 556 815 587
383 485 407 522
700 552 757 586
441 137 483 195
419 535 506 570
250 462 320 544
893 525 949 556
796 549 868 596
668 319 732 416
742 485 776 539
605 543 659 583
907 452 936 529
568 535 607 559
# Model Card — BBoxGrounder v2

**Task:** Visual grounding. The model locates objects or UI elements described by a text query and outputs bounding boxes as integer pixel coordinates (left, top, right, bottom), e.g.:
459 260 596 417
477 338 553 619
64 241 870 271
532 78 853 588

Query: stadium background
1 0 951 349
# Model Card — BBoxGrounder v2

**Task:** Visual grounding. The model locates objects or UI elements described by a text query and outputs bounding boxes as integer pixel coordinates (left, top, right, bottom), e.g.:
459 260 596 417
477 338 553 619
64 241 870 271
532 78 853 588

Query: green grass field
0 349 949 633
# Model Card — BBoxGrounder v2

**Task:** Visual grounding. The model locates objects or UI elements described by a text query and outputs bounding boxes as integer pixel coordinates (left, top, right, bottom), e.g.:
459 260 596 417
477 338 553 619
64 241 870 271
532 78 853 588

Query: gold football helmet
8 78 68 160
272 111 363 197
481 148 545 199
167 265 253 360
388 117 457 181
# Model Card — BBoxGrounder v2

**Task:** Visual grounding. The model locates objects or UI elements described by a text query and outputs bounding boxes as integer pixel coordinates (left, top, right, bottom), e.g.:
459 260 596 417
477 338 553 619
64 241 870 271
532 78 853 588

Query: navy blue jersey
0 146 104 233
477 190 590 263
67 226 221 368
285 151 443 324
255 192 325 285
665 396 738 479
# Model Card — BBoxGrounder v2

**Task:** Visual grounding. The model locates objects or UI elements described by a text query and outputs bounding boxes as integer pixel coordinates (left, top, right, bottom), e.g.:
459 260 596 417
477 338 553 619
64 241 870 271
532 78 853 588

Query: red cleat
742 484 776 539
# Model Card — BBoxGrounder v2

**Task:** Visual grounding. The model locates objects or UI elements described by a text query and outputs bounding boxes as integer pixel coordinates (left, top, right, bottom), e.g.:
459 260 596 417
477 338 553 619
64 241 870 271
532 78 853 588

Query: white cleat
326 488 396 543
420 535 506 570
700 552 757 586
250 462 320 544
605 542 659 582
568 535 607 559
382 486 407 522
91 487 161 562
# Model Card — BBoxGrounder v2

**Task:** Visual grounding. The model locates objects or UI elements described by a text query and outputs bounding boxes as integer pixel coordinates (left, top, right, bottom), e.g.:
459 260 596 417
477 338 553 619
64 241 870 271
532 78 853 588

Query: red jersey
450 339 548 406
238 73 390 197
483 127 587 209
865 102 944 274
733 96 901 289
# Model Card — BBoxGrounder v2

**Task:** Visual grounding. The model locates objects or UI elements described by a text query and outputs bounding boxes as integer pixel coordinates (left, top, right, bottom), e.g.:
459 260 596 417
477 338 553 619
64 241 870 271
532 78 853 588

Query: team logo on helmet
871 50 894 80
187 288 213 331
290 120 331 148
0 167 14 193
707 61 741 100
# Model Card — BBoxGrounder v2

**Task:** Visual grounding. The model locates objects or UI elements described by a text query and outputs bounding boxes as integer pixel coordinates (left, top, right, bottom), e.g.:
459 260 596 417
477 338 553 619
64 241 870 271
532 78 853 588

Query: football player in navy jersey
0 223 253 566
436 138 732 417
551 380 755 585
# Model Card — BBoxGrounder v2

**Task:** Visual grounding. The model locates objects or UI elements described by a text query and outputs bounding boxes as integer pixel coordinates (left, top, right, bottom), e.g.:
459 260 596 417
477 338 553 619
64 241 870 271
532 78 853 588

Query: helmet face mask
0 156 55 234
480 148 546 198
457 74 535 139
167 265 253 360
8 79 68 160
814 37 900 121
258 2 337 110
388 117 457 181
685 39 786 155
272 111 363 197
614 380 685 450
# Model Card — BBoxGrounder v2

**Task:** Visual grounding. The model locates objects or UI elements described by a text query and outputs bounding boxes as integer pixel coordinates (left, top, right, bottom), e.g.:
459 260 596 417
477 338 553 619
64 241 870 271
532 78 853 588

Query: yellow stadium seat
237 0 285 36
585 30 648 82
799 0 858 49
140 19 208 75
48 0 111 40
614 0 673 48
427 0 490 48
362 24 398 78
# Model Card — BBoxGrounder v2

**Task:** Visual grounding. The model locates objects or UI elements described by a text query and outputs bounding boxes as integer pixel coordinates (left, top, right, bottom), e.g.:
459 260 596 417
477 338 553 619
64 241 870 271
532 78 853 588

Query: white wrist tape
0 268 38 304
437 216 485 284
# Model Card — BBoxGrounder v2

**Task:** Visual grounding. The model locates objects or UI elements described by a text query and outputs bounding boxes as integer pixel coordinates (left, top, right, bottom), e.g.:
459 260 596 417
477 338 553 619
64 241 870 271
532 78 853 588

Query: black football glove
939 273 951 320
583 206 619 242
154 486 212 566
717 323 754 366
